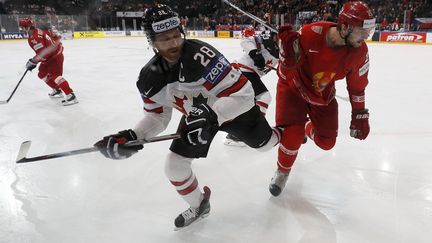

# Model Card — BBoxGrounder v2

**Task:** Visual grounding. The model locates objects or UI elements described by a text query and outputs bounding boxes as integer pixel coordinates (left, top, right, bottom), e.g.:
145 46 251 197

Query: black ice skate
174 186 211 229
224 133 246 147
269 169 290 197
61 92 78 106
48 89 63 98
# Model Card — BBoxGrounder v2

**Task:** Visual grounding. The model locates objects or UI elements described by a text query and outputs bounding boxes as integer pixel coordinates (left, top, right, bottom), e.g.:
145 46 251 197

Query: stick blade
16 141 31 163
0 100 8 104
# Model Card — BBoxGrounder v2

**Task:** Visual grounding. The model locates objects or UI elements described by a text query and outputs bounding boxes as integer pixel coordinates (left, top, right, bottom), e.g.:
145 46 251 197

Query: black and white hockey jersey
234 33 279 77
134 39 255 140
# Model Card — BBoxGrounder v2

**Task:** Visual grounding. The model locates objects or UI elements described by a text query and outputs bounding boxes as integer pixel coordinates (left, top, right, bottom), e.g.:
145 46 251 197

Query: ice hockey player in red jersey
19 17 77 106
270 1 374 196
225 27 279 146
94 4 281 229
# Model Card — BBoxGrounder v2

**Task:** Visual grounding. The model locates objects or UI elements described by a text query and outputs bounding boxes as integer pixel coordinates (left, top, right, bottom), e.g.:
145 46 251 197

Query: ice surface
1 38 432 243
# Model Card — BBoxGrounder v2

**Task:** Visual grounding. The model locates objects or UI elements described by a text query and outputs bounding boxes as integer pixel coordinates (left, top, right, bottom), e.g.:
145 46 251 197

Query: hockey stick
222 0 277 33
335 94 349 102
0 69 29 104
16 133 181 163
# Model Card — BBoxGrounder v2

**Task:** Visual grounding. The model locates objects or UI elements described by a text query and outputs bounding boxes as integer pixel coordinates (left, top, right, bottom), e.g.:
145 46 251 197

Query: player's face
346 26 374 48
154 28 184 62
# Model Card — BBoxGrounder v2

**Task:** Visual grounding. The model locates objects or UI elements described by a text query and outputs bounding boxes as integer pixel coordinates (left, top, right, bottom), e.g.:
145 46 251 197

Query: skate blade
224 140 247 147
61 100 79 106
173 212 210 231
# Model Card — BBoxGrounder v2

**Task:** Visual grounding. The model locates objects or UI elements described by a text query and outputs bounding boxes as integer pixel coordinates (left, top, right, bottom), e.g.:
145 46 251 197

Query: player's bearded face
347 26 374 48
154 29 184 62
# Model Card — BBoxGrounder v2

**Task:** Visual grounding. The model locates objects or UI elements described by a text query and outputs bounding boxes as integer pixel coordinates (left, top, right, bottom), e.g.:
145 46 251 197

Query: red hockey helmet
241 26 255 38
338 1 375 29
19 17 34 28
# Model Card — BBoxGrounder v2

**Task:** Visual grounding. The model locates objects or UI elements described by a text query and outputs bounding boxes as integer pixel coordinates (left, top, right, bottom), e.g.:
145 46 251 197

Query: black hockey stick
0 69 29 104
16 133 181 163
222 0 277 33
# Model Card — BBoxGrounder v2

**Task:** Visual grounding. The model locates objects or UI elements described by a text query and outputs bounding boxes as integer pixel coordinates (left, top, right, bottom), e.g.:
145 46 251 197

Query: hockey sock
277 125 304 172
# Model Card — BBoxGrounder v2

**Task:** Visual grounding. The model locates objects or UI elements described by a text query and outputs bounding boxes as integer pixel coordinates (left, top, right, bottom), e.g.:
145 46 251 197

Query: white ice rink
1 37 432 243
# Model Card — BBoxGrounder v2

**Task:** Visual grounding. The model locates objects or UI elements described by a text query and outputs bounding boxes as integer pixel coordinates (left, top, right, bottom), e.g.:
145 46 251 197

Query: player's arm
277 24 300 81
241 38 265 70
133 95 173 140
30 30 60 63
346 47 370 140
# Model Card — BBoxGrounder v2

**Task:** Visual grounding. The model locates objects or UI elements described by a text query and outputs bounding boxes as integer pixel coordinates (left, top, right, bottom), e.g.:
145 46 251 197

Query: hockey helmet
338 1 375 29
241 26 255 38
19 17 34 28
142 4 183 44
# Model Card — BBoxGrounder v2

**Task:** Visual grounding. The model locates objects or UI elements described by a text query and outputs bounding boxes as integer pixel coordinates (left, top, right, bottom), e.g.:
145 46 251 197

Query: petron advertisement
380 32 427 43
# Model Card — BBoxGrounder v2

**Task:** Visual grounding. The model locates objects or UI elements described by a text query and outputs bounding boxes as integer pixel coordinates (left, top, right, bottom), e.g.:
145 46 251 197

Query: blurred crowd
0 0 431 31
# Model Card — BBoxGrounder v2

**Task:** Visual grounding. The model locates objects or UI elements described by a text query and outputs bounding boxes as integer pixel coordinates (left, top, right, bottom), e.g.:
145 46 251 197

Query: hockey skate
224 133 246 147
61 92 78 106
48 89 63 98
174 186 211 229
269 169 290 197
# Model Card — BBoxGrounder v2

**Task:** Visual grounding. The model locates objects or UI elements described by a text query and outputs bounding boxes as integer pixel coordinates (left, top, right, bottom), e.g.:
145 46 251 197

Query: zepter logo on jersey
204 56 231 84
152 16 180 33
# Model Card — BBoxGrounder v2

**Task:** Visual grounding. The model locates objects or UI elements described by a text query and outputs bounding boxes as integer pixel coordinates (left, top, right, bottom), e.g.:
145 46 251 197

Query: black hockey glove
183 103 218 146
249 49 266 70
26 59 37 71
94 129 143 160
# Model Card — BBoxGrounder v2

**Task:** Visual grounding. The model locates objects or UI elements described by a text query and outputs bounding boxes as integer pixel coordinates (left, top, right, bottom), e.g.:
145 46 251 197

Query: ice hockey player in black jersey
225 27 280 146
94 4 281 229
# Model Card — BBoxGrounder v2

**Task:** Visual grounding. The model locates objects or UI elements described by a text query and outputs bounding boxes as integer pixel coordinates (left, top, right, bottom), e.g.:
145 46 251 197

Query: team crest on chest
312 72 335 93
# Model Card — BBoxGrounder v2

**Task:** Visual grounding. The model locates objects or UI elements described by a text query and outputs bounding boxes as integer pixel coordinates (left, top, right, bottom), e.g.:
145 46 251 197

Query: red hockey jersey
290 21 369 109
27 28 63 63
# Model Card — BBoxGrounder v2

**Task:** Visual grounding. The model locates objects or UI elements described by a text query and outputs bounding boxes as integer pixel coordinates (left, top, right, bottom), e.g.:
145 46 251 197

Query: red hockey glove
94 129 143 160
278 24 299 69
350 109 370 140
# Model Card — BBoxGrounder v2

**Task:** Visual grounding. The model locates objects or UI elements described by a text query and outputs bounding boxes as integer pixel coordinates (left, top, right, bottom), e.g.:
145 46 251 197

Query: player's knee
164 151 193 181
315 136 336 151
281 125 305 148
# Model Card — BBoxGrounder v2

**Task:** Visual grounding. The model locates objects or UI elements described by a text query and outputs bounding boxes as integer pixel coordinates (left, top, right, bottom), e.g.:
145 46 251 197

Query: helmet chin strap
339 26 354 48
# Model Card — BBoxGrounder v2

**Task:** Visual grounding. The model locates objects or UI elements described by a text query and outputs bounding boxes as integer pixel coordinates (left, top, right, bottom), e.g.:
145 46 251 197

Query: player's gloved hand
278 24 299 69
350 109 370 140
248 49 265 70
183 103 218 146
94 129 143 160
26 58 38 71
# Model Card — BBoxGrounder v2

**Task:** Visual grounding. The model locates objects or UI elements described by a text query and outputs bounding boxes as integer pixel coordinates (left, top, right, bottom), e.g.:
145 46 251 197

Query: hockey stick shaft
0 69 29 104
16 133 181 163
222 0 277 33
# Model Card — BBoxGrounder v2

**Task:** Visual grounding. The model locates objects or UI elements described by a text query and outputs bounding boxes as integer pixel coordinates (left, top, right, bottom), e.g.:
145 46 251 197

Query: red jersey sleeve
346 43 369 110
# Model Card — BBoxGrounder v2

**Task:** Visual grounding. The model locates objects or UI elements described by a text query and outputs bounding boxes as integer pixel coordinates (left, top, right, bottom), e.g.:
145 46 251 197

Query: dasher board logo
1 32 27 39
152 16 180 33
382 32 426 43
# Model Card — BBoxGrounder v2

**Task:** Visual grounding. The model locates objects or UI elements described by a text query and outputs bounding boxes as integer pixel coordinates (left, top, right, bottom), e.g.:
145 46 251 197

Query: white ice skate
269 169 290 197
224 133 246 147
174 186 211 230
48 89 63 98
61 92 78 106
